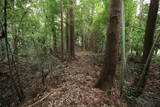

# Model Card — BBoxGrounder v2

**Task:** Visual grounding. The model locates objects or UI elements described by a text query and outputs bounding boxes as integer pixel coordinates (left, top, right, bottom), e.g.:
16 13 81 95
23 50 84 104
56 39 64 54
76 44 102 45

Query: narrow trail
25 51 126 107
62 51 99 88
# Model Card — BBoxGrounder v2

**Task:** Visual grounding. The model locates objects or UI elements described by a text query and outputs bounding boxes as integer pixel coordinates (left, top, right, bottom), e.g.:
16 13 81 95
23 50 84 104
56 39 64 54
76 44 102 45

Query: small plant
104 104 110 107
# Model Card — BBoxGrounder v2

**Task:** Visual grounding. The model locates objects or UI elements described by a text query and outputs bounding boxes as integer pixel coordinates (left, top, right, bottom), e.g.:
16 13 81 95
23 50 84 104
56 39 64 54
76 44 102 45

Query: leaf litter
25 52 127 107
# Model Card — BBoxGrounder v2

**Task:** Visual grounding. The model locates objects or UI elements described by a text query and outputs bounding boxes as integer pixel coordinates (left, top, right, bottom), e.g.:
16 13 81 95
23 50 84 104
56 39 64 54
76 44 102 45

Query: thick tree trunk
133 0 159 97
95 0 121 91
69 0 75 58
135 33 160 97
142 0 159 64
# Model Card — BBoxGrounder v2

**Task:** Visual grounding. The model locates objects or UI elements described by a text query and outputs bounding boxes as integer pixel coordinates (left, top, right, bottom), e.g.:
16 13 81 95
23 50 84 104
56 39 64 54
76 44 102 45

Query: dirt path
24 51 126 107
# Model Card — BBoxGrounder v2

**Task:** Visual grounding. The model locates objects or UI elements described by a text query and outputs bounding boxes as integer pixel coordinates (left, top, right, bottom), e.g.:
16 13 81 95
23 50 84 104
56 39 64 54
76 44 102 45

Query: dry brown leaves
144 61 160 98
26 52 127 107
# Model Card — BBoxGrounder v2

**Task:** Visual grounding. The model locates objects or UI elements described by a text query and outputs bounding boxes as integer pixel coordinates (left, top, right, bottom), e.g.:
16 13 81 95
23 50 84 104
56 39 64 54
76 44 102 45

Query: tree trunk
12 25 18 60
69 0 75 58
135 33 160 97
0 40 5 61
139 0 144 22
52 28 57 54
60 0 64 60
120 0 126 95
81 32 84 51
133 0 159 97
66 11 70 57
95 0 121 91
4 0 24 102
142 0 159 65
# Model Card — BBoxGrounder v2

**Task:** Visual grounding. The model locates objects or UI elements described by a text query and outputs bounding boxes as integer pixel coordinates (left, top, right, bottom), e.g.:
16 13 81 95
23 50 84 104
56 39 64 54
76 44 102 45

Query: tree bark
69 0 75 58
95 0 121 91
135 33 160 97
66 11 70 57
81 32 84 51
4 0 24 102
142 0 159 64
52 28 57 54
139 0 144 22
133 0 159 97
60 0 64 60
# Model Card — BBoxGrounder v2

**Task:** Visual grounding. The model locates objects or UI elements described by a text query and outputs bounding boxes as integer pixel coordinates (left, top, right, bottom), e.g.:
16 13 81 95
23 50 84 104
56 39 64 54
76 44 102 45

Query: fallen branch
28 91 54 107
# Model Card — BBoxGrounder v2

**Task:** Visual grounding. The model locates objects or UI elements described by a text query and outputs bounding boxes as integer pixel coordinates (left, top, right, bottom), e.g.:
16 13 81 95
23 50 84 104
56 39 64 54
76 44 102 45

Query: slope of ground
127 57 160 106
145 61 160 98
23 51 127 107
139 61 160 106
1 52 160 107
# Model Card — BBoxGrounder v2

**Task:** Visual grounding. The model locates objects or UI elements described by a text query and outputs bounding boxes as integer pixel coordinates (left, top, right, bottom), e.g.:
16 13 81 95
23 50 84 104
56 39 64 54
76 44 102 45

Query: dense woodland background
0 0 160 107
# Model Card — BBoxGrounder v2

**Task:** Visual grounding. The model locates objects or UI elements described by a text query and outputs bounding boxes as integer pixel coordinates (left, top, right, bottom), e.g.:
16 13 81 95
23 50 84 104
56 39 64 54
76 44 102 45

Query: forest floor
0 51 160 107
126 57 160 106
21 51 127 107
